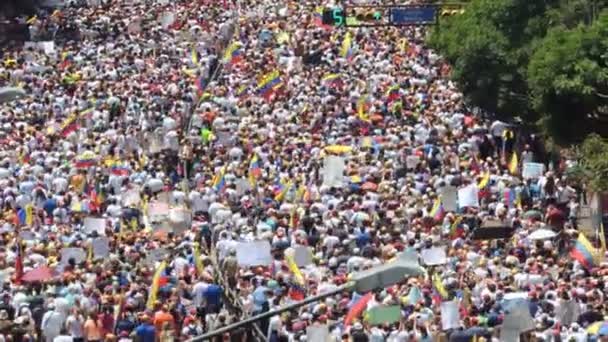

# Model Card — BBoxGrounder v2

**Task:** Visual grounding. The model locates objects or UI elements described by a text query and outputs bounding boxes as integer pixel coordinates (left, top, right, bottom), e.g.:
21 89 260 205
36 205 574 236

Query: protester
0 0 603 341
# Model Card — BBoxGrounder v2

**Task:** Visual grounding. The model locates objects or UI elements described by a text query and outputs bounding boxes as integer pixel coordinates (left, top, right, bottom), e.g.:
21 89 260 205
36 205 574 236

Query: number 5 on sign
332 8 345 26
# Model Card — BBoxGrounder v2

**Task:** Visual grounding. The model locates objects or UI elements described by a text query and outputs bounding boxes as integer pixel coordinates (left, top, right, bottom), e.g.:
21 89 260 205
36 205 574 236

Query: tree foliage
571 134 608 191
429 0 608 144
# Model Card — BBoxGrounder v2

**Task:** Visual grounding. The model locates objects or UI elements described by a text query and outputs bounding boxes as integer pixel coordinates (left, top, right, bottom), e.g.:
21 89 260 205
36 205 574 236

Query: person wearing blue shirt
203 284 223 314
134 316 155 342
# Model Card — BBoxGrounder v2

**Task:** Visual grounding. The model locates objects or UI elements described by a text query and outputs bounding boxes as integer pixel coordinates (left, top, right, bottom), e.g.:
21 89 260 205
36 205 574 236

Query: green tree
571 134 608 191
429 0 608 144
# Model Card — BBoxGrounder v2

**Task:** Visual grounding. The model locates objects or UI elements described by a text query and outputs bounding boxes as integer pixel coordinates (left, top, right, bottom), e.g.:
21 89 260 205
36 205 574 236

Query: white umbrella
0 87 26 103
528 229 557 240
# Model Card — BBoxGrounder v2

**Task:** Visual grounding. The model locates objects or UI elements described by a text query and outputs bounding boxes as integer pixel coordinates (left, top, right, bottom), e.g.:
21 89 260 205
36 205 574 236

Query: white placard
420 247 447 266
92 237 110 259
293 245 313 267
169 207 192 235
122 189 141 207
61 247 86 264
145 248 169 266
458 184 479 208
39 41 55 55
148 202 170 223
440 186 458 212
83 217 107 236
440 301 460 330
235 178 252 196
306 325 330 342
159 11 175 29
19 231 35 241
322 156 345 188
522 162 544 179
236 240 272 267
406 155 420 169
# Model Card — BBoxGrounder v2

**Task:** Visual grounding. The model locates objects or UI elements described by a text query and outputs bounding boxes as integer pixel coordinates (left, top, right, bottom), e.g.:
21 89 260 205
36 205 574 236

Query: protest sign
406 155 420 169
19 230 35 241
322 156 345 188
306 325 330 342
522 162 544 179
440 186 458 212
122 189 141 207
159 11 175 29
145 248 169 266
60 248 86 264
366 306 401 325
293 245 313 267
236 240 272 267
458 184 479 208
83 217 107 235
440 301 460 330
169 207 192 235
92 237 110 259
420 247 447 266
148 202 170 223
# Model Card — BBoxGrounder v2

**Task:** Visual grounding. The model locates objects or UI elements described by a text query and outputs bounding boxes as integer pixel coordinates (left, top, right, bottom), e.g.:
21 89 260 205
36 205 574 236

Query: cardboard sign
322 156 345 188
236 240 272 267
522 162 544 179
440 301 460 330
458 184 479 208
169 207 192 235
83 217 107 236
145 248 169 266
293 245 313 267
420 247 447 266
440 186 458 212
148 202 170 223
92 237 110 259
61 248 86 264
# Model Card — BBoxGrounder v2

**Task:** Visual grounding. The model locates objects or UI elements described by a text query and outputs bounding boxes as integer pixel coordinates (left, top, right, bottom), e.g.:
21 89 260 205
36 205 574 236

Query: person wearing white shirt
65 309 85 341
41 304 65 342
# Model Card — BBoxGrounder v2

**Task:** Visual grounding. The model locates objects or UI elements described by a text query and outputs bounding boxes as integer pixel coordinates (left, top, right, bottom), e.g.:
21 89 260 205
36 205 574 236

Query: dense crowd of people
0 0 605 341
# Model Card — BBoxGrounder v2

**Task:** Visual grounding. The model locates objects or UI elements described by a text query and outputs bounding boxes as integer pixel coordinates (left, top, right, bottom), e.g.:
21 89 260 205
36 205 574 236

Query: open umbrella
361 182 377 191
528 229 557 240
587 321 608 335
22 266 54 283
324 145 352 155
523 210 542 220
0 87 26 103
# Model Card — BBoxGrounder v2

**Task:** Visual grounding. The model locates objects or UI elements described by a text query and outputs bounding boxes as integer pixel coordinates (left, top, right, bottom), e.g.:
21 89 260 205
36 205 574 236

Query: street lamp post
188 252 425 342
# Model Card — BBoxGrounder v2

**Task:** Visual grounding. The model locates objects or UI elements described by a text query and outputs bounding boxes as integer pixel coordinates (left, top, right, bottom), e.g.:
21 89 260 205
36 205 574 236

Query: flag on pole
223 42 243 65
146 261 167 310
212 167 227 193
193 243 204 276
344 292 373 326
255 70 283 100
340 32 354 60
508 152 518 175
285 254 304 285
14 240 23 285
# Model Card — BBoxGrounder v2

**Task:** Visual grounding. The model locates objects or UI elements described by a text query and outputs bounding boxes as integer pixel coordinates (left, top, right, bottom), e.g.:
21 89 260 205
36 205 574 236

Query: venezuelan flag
450 216 464 238
275 180 292 202
430 198 445 221
386 85 400 102
477 171 490 189
322 73 342 88
570 233 599 268
256 70 282 100
60 114 79 137
195 76 207 94
508 152 518 175
313 6 332 29
212 167 226 192
344 292 373 326
146 261 167 310
74 151 97 168
223 42 243 64
235 84 249 99
248 154 261 186
504 187 516 208
191 48 199 66
432 274 449 302
340 32 353 60
285 254 305 285
357 95 370 122
110 161 130 176
288 282 306 301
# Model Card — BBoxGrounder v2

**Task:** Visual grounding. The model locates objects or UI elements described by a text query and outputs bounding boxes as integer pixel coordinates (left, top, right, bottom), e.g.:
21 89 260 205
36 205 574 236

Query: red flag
14 240 23 285
344 292 373 326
